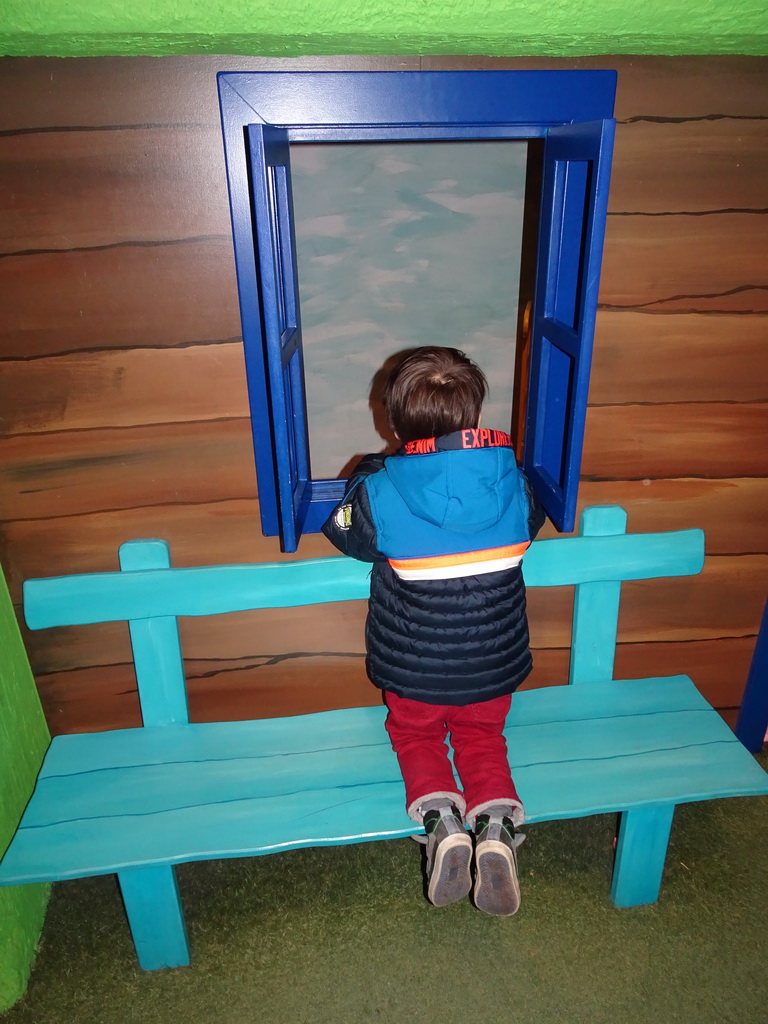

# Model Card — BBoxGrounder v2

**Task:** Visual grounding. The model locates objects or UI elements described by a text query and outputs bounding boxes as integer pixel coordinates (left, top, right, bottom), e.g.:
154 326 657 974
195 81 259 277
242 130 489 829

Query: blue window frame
218 70 616 551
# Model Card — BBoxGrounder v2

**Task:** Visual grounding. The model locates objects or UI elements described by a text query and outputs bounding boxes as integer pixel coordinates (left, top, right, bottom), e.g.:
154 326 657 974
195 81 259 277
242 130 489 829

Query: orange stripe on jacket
389 542 530 573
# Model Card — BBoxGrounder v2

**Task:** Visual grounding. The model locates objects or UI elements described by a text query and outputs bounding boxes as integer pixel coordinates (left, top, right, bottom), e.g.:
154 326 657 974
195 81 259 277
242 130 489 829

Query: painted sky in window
291 140 528 478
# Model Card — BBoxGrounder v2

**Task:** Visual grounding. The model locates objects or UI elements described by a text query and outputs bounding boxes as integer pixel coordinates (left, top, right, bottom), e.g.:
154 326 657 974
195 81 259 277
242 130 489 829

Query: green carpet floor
4 758 768 1024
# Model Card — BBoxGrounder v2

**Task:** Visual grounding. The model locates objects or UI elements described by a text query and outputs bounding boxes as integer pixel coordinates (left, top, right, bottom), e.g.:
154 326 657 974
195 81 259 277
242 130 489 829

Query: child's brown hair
384 347 487 443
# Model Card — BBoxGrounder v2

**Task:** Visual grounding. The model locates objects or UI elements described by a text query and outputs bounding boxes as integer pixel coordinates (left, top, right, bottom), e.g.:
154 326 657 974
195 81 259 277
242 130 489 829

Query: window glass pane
291 141 528 478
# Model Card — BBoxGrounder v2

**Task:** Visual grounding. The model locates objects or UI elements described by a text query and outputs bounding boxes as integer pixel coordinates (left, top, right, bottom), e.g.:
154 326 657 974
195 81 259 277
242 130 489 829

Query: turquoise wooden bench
1 506 766 971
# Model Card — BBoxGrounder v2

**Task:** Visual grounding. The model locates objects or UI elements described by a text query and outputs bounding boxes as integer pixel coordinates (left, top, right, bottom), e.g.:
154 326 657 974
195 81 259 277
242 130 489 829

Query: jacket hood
383 442 520 535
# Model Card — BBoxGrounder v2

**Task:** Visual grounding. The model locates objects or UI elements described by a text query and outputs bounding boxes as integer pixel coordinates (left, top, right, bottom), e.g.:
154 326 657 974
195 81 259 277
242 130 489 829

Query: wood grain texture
615 555 768 645
0 344 250 436
2 404 765 522
608 56 768 121
611 636 758 709
523 635 758 709
530 554 768 649
564 479 768 555
609 120 767 215
33 655 377 735
0 499 337 599
0 127 232 254
0 55 422 132
3 399 764 525
3 117 762 258
0 419 258 521
600 213 768 311
0 240 242 359
2 57 766 133
591 313 768 405
32 633 758 736
2 478 764 604
582 404 768 479
21 599 370 675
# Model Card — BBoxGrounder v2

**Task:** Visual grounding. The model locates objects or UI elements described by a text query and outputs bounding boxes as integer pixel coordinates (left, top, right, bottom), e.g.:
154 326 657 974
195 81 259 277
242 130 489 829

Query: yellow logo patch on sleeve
333 505 353 530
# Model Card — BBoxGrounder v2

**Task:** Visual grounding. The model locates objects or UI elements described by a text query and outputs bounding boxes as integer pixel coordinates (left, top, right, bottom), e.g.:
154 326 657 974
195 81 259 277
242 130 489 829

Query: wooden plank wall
0 55 765 734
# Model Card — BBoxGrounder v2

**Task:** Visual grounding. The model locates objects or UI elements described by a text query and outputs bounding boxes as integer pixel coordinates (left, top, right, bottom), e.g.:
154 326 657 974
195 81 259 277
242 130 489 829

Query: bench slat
32 677 720 778
3 677 765 886
17 715 747 831
0 782 414 883
23 686 740 826
521 742 768 823
21 744 401 827
24 557 372 628
38 705 390 777
23 528 705 629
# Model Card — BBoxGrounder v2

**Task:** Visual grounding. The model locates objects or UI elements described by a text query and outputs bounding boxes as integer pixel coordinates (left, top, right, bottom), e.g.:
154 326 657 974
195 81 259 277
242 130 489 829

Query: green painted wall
0 566 50 1012
0 0 766 56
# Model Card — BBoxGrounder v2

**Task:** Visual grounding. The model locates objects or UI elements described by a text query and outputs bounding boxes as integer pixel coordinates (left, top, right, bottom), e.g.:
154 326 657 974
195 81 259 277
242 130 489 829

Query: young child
322 346 544 916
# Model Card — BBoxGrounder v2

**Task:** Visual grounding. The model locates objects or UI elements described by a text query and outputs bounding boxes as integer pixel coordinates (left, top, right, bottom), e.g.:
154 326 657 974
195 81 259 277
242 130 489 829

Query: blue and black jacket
322 428 545 706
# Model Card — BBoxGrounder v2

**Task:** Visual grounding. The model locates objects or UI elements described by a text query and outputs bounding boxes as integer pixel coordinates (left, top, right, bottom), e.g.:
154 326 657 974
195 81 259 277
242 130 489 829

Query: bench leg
610 804 675 908
118 865 190 970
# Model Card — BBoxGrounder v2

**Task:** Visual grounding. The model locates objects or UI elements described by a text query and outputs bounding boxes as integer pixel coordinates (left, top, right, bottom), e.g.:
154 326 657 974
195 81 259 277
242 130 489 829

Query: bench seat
3 676 765 889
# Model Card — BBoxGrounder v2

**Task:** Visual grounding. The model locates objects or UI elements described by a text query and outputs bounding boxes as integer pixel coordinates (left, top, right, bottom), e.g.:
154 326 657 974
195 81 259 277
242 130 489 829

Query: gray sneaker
473 813 522 916
422 805 473 907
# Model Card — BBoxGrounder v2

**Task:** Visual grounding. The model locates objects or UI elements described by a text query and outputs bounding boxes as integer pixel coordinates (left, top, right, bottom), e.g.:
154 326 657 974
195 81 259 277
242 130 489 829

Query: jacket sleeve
321 454 387 563
522 470 546 541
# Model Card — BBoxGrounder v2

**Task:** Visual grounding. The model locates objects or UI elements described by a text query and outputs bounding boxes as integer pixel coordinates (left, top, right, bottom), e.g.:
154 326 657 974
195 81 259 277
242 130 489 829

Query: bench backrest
23 505 704 728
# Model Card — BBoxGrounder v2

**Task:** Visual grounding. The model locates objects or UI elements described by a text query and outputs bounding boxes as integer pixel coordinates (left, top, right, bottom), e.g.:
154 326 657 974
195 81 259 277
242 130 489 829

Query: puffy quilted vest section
365 561 533 705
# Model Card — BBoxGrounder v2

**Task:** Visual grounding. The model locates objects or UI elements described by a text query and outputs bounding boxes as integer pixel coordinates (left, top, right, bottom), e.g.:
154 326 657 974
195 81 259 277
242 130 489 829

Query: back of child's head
384 346 487 443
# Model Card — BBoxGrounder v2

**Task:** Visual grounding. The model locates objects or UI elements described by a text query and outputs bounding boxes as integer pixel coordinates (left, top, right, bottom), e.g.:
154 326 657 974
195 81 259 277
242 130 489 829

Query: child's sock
482 803 516 819
420 797 461 818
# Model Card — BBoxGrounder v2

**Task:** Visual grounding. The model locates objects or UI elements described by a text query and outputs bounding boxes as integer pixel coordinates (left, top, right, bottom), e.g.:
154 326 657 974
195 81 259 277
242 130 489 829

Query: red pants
384 691 523 826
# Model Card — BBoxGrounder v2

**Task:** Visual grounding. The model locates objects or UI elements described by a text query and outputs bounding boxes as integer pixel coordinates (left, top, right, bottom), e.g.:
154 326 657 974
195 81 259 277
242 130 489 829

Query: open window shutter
247 124 310 552
523 119 615 533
